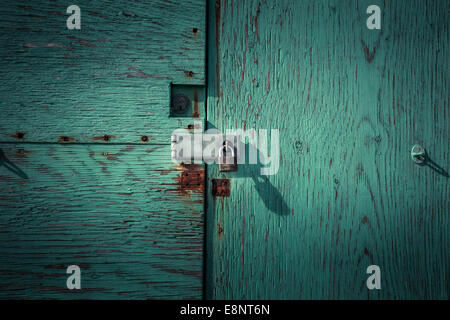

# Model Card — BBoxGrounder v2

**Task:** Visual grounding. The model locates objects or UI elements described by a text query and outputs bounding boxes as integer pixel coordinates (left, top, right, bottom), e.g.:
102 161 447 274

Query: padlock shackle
219 140 235 158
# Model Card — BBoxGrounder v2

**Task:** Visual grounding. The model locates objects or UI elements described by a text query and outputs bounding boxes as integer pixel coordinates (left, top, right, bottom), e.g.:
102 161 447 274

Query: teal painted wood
0 144 204 299
0 0 206 299
206 0 449 299
0 1 205 144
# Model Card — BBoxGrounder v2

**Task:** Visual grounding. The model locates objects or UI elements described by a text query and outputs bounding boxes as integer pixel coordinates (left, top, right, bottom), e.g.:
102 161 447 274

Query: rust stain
91 135 115 142
10 132 25 139
178 166 204 193
176 163 202 171
179 171 204 192
58 136 76 143
212 179 230 197
193 90 199 117
217 222 224 240
167 163 205 196
184 70 195 78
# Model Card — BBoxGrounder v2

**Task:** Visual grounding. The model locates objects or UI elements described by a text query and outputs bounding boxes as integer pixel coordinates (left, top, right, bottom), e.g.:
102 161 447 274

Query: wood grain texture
206 0 449 299
0 144 204 299
0 0 206 144
0 0 206 299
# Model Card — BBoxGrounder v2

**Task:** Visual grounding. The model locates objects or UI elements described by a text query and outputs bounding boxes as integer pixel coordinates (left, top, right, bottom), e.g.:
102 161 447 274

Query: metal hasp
171 133 240 172
411 144 426 164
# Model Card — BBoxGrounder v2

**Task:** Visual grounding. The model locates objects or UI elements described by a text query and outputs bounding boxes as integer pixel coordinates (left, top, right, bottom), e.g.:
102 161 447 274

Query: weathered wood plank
0 144 204 299
206 0 449 299
0 0 205 144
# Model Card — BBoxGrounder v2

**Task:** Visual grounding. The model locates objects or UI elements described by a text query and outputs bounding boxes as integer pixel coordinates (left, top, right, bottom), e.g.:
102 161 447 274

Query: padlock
219 141 237 172
411 144 426 164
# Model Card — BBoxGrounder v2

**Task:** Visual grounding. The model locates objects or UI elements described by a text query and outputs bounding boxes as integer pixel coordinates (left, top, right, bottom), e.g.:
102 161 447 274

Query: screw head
411 144 426 164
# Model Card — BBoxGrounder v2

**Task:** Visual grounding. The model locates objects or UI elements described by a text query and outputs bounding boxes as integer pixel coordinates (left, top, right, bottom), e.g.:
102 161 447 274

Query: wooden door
0 1 206 299
206 0 449 299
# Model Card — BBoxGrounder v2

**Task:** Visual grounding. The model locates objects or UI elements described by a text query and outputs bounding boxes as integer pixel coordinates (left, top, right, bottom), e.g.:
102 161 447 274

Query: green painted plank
0 144 204 299
0 0 205 144
206 0 449 299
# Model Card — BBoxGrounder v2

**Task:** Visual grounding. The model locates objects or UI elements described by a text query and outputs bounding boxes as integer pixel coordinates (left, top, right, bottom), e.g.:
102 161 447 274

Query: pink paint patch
24 43 37 48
